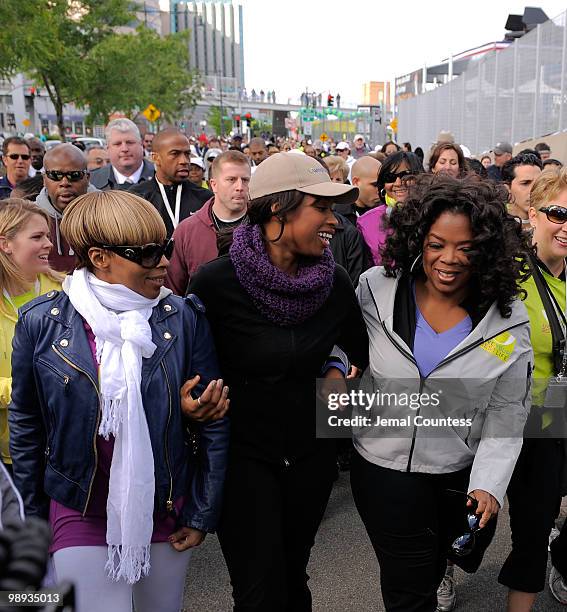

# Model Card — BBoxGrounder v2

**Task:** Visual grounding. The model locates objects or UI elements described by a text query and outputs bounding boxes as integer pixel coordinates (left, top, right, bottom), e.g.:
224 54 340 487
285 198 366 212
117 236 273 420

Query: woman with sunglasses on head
36 143 97 273
352 174 532 612
357 151 423 267
8 190 229 612
499 168 567 610
188 152 369 611
0 199 62 471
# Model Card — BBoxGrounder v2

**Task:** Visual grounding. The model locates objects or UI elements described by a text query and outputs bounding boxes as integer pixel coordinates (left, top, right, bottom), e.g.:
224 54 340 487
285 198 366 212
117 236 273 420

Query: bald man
334 155 381 225
129 128 212 237
249 137 268 166
35 143 97 271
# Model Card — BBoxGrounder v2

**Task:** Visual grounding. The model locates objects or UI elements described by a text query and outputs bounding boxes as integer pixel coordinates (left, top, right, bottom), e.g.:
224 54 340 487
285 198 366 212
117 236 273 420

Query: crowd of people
0 119 567 612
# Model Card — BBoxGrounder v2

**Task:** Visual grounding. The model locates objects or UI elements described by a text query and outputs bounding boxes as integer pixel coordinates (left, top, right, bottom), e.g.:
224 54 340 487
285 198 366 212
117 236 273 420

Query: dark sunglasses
539 205 567 225
101 239 174 268
45 170 88 182
6 153 30 161
446 490 482 557
382 169 415 184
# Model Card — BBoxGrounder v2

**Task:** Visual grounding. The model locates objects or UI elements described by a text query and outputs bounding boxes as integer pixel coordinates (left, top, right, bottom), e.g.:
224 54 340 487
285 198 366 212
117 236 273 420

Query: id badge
545 375 567 409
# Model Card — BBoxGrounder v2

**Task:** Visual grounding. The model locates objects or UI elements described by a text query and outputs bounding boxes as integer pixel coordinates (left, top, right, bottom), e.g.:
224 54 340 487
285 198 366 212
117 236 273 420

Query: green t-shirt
522 267 566 406
3 289 36 313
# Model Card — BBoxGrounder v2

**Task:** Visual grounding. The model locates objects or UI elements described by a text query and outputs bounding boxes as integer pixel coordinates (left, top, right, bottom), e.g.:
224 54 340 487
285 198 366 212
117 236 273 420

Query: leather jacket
9 290 229 533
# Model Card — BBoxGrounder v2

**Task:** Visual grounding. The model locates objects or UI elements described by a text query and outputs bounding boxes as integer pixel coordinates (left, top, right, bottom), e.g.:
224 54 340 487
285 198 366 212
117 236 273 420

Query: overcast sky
239 0 567 106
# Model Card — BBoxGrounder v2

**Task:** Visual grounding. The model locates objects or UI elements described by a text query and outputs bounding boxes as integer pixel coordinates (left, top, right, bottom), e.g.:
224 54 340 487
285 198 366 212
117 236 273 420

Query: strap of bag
529 253 566 375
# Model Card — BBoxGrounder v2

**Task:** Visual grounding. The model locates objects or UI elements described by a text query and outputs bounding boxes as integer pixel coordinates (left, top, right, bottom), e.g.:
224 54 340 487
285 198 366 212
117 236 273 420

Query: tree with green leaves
0 0 201 138
85 27 201 125
206 106 232 137
0 0 135 138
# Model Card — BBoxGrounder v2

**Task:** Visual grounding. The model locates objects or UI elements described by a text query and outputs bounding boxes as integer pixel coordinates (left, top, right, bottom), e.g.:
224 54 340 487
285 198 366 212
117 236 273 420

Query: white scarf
62 268 172 584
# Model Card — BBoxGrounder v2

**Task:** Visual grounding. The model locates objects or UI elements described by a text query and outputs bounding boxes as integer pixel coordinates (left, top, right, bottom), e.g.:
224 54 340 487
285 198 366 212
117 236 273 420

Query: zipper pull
166 498 174 512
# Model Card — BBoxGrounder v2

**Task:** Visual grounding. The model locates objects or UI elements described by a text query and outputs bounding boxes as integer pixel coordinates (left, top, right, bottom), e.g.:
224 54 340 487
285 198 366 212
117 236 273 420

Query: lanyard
157 180 182 230
3 279 40 315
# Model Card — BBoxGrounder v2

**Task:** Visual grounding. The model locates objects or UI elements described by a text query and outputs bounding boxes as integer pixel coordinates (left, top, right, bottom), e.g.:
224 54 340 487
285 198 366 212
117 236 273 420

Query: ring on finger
197 396 202 407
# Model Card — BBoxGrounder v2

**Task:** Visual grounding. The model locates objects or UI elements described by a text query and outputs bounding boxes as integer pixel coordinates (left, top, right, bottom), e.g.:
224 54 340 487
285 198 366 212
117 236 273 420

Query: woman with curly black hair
351 174 534 612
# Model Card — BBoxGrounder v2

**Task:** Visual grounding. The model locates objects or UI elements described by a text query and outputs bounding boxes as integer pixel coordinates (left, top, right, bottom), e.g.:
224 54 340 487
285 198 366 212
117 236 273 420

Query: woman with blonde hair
500 167 567 610
0 199 62 468
9 190 229 612
323 155 350 184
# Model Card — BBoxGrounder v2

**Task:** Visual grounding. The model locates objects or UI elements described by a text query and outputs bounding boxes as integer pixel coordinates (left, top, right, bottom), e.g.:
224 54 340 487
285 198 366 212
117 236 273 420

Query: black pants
551 505 567 580
217 449 336 612
499 438 563 593
350 452 471 612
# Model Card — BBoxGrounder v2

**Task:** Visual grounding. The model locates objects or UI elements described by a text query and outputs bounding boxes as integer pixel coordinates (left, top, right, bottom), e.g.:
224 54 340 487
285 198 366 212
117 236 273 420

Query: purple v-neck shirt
413 290 472 378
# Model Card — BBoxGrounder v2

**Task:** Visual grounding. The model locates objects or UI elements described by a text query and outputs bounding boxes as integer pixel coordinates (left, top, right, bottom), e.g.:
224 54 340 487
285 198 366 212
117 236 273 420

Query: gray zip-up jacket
355 268 533 506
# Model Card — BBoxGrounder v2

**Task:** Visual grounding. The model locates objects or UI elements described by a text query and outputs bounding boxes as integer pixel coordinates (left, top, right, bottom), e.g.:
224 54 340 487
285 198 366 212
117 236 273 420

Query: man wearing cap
352 134 371 160
335 141 355 170
129 128 212 237
204 147 223 182
535 142 552 161
487 142 513 181
188 157 208 189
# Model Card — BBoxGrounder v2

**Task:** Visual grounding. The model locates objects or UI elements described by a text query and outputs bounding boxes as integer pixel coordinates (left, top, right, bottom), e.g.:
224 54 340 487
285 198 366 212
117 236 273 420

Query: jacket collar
196 197 215 228
96 159 154 188
48 292 180 385
364 267 529 347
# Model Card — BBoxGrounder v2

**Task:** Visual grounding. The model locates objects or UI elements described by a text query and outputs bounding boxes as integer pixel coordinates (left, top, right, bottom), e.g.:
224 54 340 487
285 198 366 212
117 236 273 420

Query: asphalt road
183 473 565 611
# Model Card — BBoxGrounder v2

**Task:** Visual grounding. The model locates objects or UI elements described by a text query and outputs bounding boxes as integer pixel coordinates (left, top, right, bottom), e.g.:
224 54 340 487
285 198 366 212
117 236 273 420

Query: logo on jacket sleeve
480 332 516 362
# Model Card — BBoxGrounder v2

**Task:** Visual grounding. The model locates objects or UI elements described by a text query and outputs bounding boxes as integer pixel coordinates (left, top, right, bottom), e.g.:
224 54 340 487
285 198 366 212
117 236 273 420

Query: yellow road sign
390 117 398 132
143 104 161 123
22 119 31 127
320 132 329 141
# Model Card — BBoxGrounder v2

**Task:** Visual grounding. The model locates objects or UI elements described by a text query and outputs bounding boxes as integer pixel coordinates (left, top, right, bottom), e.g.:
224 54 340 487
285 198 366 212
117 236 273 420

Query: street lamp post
217 71 224 137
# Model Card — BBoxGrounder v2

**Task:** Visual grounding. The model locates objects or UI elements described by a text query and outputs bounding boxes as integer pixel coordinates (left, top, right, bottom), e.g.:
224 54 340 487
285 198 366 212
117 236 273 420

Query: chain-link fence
398 10 567 155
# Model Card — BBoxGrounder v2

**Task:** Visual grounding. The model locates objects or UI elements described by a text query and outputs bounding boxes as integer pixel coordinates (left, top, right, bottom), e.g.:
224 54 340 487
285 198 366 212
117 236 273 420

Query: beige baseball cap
249 152 359 204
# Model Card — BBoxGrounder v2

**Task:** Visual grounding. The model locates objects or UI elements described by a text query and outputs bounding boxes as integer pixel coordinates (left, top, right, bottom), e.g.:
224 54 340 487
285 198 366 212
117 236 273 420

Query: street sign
22 119 31 127
304 121 312 136
390 117 398 132
320 132 329 142
143 104 161 123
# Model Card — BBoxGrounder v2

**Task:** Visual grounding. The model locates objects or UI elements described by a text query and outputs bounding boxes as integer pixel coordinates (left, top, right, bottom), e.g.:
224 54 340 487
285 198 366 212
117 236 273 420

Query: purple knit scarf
229 223 335 326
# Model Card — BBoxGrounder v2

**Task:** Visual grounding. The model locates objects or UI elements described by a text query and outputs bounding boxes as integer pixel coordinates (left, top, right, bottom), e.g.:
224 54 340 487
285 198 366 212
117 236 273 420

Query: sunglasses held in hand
446 490 483 557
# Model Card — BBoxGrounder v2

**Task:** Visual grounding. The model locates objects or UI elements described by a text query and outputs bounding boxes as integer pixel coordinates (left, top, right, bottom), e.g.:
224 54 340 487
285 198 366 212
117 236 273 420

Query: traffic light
327 94 334 107
234 114 241 129
244 112 253 122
